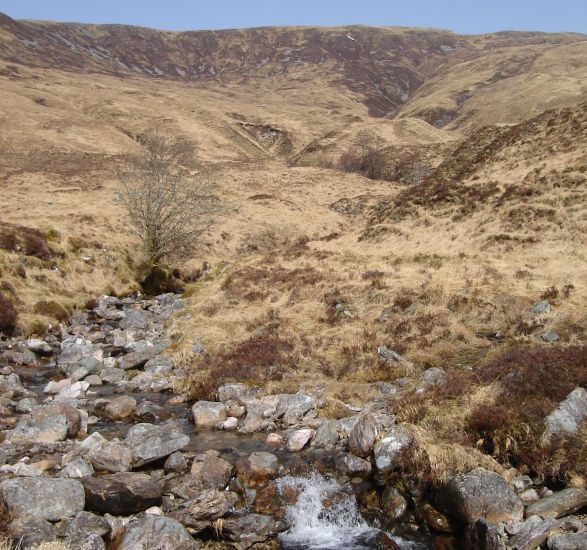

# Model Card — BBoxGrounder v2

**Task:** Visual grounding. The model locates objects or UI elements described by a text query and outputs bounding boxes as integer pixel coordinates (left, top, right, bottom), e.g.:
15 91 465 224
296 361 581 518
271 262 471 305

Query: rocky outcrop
434 468 523 525
1 477 85 521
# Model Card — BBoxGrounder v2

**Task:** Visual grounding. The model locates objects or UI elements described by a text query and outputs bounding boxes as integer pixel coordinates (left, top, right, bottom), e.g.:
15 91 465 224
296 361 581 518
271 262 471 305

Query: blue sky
1 1 586 34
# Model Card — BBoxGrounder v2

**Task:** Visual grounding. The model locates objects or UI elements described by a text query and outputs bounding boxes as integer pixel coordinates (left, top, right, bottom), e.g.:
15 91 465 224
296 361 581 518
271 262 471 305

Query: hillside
0 10 586 549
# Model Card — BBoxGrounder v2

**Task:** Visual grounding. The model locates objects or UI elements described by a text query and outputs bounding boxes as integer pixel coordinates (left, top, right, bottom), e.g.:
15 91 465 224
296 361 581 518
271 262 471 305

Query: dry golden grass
0 539 69 550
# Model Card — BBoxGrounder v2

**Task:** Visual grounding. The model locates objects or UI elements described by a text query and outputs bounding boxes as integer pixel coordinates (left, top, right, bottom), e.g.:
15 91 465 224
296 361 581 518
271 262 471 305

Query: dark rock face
82 472 162 515
434 468 523 525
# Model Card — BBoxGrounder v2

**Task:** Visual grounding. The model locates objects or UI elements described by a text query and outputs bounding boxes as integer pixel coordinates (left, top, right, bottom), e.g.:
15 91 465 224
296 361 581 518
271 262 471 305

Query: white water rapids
277 472 426 550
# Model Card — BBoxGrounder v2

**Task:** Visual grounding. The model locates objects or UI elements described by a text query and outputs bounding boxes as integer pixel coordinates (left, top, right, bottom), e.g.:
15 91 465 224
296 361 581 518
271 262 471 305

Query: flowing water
278 473 427 550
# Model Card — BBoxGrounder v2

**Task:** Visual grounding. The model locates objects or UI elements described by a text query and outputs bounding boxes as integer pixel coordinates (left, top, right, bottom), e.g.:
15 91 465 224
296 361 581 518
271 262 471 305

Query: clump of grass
33 300 70 322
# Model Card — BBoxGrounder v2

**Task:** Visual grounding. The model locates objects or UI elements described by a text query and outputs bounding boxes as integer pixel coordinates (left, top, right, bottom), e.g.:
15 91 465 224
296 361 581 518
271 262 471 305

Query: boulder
21 338 53 356
217 383 259 402
170 489 238 527
192 401 226 429
334 452 372 477
434 468 523 525
59 457 95 479
190 453 234 490
9 516 56 548
525 488 587 519
236 452 280 485
221 514 288 549
508 515 560 550
276 394 314 426
547 533 587 550
312 420 339 448
82 472 162 515
118 516 198 550
164 451 189 474
381 487 407 521
64 511 111 546
349 413 378 458
118 309 152 331
469 519 505 550
286 428 314 451
6 402 81 444
124 422 190 467
88 440 133 473
119 344 168 370
530 300 551 314
542 388 587 444
101 395 137 420
1 477 84 521
377 346 407 363
373 425 412 478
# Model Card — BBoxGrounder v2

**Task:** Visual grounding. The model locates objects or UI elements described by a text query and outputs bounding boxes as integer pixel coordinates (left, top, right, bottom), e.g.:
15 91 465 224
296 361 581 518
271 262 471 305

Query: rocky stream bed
0 293 586 549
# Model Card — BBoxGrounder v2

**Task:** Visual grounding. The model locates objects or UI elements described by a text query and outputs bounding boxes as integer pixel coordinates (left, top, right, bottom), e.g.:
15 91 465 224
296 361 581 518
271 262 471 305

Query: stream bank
0 293 585 549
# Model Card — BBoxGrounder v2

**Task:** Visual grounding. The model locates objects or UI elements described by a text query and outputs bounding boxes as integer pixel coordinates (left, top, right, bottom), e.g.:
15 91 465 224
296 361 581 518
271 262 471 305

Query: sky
0 0 586 35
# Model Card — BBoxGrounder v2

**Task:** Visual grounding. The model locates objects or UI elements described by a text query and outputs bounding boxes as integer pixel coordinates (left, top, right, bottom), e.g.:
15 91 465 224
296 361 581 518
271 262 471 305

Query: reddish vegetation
0 223 52 260
0 291 17 335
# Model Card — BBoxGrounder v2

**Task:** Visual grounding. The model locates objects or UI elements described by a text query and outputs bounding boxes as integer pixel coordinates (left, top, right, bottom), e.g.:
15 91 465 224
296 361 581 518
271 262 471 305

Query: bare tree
118 128 224 272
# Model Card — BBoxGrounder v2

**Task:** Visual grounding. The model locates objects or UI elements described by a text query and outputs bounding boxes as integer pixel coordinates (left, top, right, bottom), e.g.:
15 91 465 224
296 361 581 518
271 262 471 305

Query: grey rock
65 511 110 546
349 413 378 458
125 422 190 467
59 457 95 479
192 401 227 429
119 343 168 370
526 488 587 519
221 514 288 549
100 395 137 420
1 477 85 521
22 338 53 356
144 355 174 374
118 309 152 331
423 367 447 384
88 440 133 473
531 300 551 314
164 451 189 474
118 515 198 550
100 367 126 384
276 394 314 426
512 475 534 493
373 424 412 477
236 451 279 485
312 420 339 448
82 472 162 515
334 452 372 477
542 388 587 444
217 383 259 403
190 454 234 490
171 489 238 526
508 515 560 550
434 468 523 525
286 428 314 451
470 519 505 550
547 533 587 550
378 346 407 363
10 516 56 548
6 402 81 444
542 330 560 343
15 397 38 413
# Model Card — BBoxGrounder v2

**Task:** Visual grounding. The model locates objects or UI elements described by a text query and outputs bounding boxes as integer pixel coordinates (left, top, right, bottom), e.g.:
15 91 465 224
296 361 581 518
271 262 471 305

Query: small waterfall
278 472 371 549
277 472 424 550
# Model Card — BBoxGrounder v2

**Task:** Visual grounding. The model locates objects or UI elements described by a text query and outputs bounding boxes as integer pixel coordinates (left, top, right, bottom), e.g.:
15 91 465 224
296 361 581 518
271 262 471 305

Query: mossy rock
33 300 69 322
